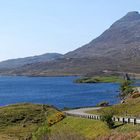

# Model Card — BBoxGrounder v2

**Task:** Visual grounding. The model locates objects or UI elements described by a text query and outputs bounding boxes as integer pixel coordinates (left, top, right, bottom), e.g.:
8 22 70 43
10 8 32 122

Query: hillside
0 53 63 69
66 11 140 60
88 97 140 117
2 101 140 140
50 97 140 140
0 11 140 76
0 103 62 140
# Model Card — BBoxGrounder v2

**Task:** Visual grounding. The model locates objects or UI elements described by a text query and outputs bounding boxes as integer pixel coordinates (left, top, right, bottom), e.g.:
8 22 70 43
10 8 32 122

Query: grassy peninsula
75 76 124 83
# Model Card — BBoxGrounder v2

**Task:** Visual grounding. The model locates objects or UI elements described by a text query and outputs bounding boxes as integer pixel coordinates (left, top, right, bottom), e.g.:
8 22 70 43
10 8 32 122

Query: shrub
101 110 114 129
48 112 65 126
119 80 134 100
96 101 109 107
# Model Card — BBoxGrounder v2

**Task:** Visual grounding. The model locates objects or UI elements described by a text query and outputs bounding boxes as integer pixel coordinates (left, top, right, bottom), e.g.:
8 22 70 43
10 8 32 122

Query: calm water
0 76 120 108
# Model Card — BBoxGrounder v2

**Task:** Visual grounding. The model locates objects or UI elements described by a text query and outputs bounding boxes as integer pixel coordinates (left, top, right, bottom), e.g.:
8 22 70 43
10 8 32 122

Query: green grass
0 103 60 140
1 102 140 139
50 116 109 139
75 76 124 83
88 97 140 117
35 97 140 139
50 116 140 140
116 123 140 133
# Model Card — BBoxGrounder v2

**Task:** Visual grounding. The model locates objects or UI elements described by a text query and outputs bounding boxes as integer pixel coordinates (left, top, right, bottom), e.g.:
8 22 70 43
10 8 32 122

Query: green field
75 76 124 83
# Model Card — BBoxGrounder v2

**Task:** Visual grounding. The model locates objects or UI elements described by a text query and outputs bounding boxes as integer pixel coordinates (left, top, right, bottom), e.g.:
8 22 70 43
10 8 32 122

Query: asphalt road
64 107 102 116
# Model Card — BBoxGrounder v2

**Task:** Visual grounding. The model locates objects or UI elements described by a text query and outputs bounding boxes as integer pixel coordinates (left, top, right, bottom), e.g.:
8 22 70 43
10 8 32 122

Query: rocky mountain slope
65 11 140 60
0 11 140 76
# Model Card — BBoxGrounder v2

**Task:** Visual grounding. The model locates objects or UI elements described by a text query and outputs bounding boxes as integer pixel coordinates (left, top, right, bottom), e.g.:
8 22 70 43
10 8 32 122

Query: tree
101 110 114 129
119 79 134 100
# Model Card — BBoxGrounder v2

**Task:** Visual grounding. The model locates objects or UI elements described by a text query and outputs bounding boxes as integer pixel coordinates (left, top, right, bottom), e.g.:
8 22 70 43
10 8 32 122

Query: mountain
0 53 63 69
65 11 140 60
0 11 140 76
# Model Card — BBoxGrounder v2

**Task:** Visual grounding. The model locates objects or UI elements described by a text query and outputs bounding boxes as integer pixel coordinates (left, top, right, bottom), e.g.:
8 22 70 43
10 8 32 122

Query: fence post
122 118 125 123
113 117 115 121
127 118 130 123
118 117 120 122
133 118 136 125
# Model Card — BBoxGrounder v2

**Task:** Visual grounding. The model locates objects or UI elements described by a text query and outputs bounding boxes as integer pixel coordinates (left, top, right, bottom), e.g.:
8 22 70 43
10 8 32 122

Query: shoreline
0 102 116 111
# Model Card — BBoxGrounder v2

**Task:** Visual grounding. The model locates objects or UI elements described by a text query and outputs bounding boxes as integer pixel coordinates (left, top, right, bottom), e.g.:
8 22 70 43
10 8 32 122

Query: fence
65 112 140 125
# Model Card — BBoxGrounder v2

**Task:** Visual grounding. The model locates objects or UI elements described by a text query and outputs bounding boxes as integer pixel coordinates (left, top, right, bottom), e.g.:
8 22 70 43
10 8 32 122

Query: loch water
0 76 120 108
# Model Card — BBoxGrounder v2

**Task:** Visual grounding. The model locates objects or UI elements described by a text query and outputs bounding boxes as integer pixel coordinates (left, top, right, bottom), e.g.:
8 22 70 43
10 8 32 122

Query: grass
0 103 61 140
50 116 110 139
87 97 140 117
1 102 140 139
50 116 140 140
116 123 140 133
97 123 140 140
75 76 124 83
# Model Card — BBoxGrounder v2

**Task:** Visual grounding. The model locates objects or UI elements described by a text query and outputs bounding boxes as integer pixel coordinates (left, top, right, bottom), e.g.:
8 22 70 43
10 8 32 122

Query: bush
101 110 114 129
96 101 109 107
119 80 134 100
48 112 65 126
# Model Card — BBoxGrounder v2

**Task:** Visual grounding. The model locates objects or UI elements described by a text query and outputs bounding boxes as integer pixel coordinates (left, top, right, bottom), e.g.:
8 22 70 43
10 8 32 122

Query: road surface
64 107 102 116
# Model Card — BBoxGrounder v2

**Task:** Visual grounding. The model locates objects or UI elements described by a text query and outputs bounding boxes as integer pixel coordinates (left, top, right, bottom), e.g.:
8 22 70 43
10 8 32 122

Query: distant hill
0 11 140 76
0 53 63 69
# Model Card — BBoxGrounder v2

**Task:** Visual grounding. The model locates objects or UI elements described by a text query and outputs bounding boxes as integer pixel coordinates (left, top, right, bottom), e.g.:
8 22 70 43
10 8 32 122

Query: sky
0 0 140 61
